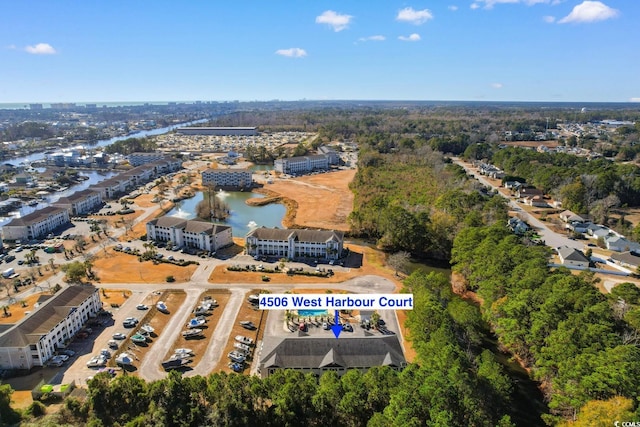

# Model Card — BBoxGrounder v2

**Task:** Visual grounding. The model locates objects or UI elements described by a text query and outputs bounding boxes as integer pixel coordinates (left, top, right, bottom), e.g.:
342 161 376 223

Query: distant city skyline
1 1 638 103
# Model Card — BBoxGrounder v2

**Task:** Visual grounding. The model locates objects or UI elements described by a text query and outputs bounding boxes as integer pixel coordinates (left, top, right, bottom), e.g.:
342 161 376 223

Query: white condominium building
201 168 252 189
146 217 233 253
245 227 344 260
0 285 102 370
274 154 330 175
1 206 71 242
53 189 103 216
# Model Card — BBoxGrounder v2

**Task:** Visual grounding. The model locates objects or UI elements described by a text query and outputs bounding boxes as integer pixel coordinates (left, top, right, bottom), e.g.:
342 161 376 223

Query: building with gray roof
0 285 101 370
258 335 406 378
1 206 70 242
146 217 232 253
246 227 343 260
557 245 590 268
52 188 103 216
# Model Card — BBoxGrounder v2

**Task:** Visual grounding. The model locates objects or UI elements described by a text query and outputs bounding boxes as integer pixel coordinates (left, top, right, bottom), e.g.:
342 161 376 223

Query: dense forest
452 225 640 423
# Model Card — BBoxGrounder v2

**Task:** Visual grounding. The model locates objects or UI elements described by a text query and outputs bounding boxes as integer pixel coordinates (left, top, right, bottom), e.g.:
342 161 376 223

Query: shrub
166 275 175 283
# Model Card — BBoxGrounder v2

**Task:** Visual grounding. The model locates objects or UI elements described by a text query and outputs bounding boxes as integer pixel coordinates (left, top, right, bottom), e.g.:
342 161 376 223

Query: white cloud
398 33 421 42
316 10 353 32
396 7 434 24
558 1 619 24
471 3 480 10
275 48 307 58
491 83 504 89
25 43 57 55
543 15 556 23
358 35 386 42
448 5 459 11
630 98 640 102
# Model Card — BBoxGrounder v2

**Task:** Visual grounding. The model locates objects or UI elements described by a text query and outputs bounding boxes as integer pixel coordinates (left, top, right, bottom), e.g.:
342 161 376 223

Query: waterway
6 118 208 166
0 170 118 227
166 190 286 237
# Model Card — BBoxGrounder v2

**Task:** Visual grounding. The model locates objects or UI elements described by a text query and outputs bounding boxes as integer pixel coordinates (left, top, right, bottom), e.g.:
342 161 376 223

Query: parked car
112 332 127 340
136 304 149 310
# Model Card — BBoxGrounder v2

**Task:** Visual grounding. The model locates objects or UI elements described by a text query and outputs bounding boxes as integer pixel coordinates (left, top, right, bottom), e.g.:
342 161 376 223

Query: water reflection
166 191 285 237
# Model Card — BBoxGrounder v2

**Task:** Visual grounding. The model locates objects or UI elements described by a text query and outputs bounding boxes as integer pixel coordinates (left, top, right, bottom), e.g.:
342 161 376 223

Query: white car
136 304 149 310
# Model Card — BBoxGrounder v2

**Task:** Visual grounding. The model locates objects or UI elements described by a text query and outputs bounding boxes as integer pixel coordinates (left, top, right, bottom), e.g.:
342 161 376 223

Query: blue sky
1 1 638 103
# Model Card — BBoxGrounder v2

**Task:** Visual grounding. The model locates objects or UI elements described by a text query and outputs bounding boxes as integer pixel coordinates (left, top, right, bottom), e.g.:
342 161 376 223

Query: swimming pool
297 309 328 317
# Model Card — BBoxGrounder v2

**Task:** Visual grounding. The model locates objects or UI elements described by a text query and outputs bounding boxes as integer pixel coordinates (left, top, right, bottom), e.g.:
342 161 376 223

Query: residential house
559 210 586 224
0 285 102 370
245 227 344 260
610 251 640 271
515 187 544 200
606 236 640 253
507 217 530 235
146 217 233 253
258 336 406 378
557 246 590 268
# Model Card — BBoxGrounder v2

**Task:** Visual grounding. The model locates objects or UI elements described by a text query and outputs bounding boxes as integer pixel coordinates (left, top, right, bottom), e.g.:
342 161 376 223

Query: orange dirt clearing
91 249 198 284
261 169 356 231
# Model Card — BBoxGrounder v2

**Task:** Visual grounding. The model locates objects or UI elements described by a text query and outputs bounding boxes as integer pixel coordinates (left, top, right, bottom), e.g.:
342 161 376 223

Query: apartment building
201 168 252 189
0 285 102 370
274 154 330 175
52 189 103 216
146 216 233 253
245 227 343 260
1 206 70 242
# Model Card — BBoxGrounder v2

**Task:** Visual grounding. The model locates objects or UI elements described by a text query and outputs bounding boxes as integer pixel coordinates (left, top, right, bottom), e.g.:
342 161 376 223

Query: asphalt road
452 157 584 251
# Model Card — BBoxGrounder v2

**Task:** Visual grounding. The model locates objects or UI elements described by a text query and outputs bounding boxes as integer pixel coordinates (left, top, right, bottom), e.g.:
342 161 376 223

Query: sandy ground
91 249 198 284
262 169 356 231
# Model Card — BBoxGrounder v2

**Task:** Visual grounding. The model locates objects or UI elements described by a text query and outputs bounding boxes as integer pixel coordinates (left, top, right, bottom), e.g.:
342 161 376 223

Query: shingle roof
260 336 406 370
0 285 98 347
558 246 589 263
3 206 67 227
246 227 343 243
610 251 640 268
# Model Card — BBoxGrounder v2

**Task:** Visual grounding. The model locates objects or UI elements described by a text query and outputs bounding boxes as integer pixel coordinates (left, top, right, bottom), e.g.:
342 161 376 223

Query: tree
0 383 21 425
386 251 411 276
61 261 88 283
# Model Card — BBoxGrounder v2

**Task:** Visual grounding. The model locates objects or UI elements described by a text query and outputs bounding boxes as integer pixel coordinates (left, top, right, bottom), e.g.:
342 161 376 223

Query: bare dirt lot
261 169 356 231
91 249 198 284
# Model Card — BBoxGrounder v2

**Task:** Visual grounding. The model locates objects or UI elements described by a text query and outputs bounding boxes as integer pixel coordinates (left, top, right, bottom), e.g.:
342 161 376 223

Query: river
6 118 209 166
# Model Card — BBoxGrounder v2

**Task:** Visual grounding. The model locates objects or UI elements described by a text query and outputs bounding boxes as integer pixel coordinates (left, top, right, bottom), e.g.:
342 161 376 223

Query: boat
234 342 251 353
162 358 192 371
115 353 134 366
131 333 147 344
239 321 256 330
229 362 244 372
174 348 194 356
140 323 155 334
182 329 204 339
156 301 169 314
235 335 254 346
228 351 247 363
167 352 191 361
187 317 206 329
